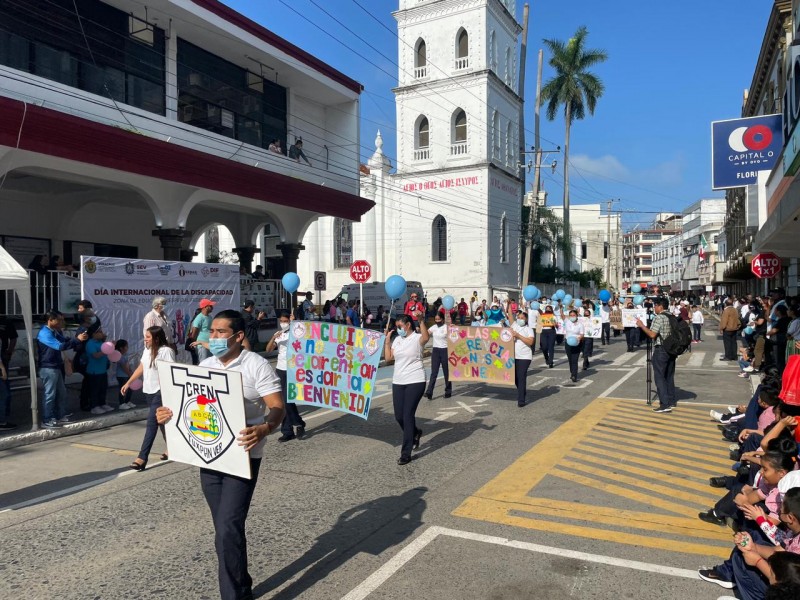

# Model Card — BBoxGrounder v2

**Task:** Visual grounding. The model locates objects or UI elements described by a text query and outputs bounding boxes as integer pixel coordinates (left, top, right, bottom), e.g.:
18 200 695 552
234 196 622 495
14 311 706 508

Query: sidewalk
703 308 761 394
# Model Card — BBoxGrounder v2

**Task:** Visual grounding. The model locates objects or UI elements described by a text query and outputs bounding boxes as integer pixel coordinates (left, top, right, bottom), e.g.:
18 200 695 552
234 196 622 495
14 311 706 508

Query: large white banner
80 257 240 360
157 363 251 479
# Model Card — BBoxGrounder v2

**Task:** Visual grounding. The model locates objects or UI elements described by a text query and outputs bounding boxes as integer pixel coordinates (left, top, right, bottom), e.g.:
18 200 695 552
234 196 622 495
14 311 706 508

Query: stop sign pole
751 252 782 279
350 260 372 321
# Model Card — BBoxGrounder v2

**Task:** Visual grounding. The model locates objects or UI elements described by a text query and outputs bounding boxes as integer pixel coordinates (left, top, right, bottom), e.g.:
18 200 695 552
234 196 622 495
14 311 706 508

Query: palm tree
541 26 607 270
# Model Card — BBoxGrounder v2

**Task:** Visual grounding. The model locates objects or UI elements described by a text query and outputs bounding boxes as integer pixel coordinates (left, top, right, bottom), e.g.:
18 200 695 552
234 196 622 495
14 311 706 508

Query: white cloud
570 154 630 180
570 153 685 186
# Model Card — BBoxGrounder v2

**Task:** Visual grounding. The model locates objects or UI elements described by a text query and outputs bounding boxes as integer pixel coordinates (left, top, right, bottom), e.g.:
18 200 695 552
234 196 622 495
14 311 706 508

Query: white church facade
298 0 524 302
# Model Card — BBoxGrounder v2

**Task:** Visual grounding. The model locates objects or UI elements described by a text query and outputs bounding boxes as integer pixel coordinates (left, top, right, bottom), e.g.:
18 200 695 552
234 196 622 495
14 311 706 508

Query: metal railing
1 270 79 316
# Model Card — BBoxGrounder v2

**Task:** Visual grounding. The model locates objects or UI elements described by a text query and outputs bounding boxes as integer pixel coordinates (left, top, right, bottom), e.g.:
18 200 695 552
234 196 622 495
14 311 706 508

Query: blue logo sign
711 114 782 190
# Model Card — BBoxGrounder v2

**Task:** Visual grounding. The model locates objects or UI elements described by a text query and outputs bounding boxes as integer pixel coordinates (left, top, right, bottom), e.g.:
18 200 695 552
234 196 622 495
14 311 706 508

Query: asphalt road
0 325 751 600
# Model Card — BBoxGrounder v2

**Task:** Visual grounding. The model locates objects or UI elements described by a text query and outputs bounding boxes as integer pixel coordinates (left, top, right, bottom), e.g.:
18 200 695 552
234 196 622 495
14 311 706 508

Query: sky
224 0 771 227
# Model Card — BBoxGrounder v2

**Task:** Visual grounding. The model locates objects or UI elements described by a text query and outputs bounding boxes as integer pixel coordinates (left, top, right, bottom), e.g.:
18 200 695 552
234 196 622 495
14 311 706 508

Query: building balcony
450 142 468 156
414 66 428 79
455 57 469 71
413 148 431 161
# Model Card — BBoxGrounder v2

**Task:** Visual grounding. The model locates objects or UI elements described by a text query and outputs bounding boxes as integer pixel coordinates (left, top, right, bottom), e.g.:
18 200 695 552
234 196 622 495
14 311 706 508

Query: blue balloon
554 289 565 300
631 284 642 294
523 285 538 302
532 288 542 300
598 289 612 303
744 326 754 335
281 272 300 294
384 275 407 300
574 299 583 308
633 294 645 306
566 335 580 347
563 294 573 306
531 302 540 311
442 295 455 310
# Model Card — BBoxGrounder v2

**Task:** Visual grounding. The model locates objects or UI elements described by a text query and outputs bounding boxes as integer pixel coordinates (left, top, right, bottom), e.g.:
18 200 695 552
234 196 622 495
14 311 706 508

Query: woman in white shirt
425 312 451 399
384 311 429 465
691 305 704 343
266 311 307 442
121 326 175 471
562 309 585 382
511 310 534 407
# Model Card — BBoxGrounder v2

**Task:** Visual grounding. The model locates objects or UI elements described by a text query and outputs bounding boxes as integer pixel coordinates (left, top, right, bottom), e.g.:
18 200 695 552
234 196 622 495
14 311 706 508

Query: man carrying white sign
156 309 284 600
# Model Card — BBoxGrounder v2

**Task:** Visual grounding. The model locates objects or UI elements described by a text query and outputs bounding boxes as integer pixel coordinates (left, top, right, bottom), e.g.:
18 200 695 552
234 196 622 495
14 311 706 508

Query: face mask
209 335 233 357
397 328 408 338
280 322 290 331
435 321 443 326
516 318 525 326
570 316 578 323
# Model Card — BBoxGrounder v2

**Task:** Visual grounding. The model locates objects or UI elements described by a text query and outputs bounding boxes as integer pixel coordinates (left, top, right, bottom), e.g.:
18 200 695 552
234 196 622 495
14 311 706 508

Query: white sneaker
743 366 754 373
727 406 738 414
101 404 114 412
738 372 749 378
90 407 105 415
118 402 131 410
710 410 724 422
124 402 137 409
56 415 73 424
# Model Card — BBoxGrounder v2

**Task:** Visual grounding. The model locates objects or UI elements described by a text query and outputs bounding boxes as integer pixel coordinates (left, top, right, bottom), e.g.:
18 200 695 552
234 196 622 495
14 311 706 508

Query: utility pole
517 3 529 290
605 199 620 288
521 46 541 288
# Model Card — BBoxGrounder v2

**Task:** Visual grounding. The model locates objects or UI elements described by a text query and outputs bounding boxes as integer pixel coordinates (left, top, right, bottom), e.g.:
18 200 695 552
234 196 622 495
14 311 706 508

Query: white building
652 232 683 290
0 0 370 313
544 204 622 290
679 198 726 292
298 0 523 301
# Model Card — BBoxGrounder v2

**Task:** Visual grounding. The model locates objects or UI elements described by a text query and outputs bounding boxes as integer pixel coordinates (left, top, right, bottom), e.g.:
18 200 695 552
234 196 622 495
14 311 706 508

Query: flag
699 234 708 262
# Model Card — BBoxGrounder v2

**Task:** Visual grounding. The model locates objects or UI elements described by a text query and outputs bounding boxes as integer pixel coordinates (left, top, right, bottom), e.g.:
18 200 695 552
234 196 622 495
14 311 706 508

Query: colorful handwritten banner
621 308 647 328
286 322 384 420
447 326 516 387
580 317 603 339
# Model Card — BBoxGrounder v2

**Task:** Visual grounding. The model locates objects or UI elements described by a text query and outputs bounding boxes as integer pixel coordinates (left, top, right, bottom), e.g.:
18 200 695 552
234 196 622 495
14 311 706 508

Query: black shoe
295 426 305 439
424 392 432 400
729 449 741 461
709 476 729 489
570 375 577 382
413 429 422 450
129 460 147 472
698 510 726 526
736 463 751 477
278 434 296 442
652 406 673 413
583 363 589 371
548 363 554 368
0 422 17 431
722 429 739 443
397 456 411 466
698 568 734 588
518 402 526 407
444 393 451 398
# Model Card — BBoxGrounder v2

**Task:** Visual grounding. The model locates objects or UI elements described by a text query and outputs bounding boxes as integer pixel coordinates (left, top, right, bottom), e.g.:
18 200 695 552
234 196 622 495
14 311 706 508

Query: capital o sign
751 252 782 279
350 260 371 283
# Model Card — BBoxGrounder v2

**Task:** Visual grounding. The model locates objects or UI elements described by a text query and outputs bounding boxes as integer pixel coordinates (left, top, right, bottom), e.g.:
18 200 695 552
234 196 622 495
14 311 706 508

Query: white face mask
280 322 290 331
516 318 526 326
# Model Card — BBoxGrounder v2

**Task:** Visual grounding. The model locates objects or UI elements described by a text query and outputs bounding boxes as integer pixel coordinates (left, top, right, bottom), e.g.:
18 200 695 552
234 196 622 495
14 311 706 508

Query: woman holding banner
384 311 429 465
156 310 284 600
266 311 307 442
563 309 585 382
512 310 534 407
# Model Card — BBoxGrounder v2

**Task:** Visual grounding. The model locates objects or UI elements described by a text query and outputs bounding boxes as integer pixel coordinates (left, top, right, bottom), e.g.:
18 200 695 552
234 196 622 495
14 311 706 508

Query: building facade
0 0 370 293
622 214 682 289
298 0 524 301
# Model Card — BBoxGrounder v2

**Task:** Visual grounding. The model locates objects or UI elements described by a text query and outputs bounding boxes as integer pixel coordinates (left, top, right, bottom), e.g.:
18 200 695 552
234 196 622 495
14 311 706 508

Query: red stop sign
350 260 372 283
751 252 782 279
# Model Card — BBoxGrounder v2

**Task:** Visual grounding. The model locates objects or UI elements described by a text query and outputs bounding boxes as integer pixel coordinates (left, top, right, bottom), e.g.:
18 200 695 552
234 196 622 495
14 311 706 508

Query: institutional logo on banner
286 321 384 419
447 326 515 387
711 114 782 190
157 363 250 479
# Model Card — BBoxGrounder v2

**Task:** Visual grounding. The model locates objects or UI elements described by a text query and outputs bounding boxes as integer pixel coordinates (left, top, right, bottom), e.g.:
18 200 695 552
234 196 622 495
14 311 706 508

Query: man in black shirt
241 300 265 351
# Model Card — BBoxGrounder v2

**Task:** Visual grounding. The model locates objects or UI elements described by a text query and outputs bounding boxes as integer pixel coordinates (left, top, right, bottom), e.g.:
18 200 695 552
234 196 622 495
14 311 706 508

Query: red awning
0 96 373 221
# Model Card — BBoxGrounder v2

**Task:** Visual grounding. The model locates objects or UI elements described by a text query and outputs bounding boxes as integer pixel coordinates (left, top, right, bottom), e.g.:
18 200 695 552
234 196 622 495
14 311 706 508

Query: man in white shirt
425 312 451 399
142 296 175 349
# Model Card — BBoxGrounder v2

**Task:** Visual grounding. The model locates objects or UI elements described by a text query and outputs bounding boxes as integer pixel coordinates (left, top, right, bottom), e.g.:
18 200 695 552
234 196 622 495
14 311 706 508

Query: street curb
0 407 149 452
0 348 433 451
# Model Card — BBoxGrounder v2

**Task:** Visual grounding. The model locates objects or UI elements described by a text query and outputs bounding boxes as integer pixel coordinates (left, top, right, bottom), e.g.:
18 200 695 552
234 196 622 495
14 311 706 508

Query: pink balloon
129 379 143 391
109 350 122 362
101 341 115 355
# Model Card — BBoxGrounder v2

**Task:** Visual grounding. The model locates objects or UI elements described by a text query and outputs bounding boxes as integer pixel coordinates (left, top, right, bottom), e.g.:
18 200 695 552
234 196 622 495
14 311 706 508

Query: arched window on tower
414 115 430 161
455 28 469 70
415 38 427 79
505 47 512 86
451 109 467 155
500 213 508 263
489 31 497 71
492 111 500 160
506 121 514 167
333 218 353 269
432 215 447 262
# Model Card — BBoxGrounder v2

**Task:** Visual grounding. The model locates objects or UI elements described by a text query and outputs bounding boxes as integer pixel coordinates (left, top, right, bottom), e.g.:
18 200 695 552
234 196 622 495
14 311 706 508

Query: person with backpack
635 297 688 413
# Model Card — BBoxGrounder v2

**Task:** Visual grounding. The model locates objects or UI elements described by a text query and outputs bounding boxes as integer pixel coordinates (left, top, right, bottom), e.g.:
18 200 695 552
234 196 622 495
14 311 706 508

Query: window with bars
500 213 508 263
333 218 353 269
432 215 447 262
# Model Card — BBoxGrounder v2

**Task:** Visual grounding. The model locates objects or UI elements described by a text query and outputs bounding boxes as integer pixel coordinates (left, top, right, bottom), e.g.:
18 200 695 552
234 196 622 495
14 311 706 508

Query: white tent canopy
0 244 39 428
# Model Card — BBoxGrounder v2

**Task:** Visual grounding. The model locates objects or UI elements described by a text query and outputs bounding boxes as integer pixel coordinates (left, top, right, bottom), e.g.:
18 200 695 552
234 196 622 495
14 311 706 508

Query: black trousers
565 343 581 378
86 373 108 408
601 323 610 344
540 329 556 365
515 359 531 405
392 382 425 459
426 347 452 397
200 458 261 600
277 369 305 436
722 330 739 360
624 327 637 350
652 346 677 408
582 338 594 368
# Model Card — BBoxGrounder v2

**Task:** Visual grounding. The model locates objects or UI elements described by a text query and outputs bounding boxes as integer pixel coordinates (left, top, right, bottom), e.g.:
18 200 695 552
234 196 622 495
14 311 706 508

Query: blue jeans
651 346 677 408
40 367 67 422
137 392 165 462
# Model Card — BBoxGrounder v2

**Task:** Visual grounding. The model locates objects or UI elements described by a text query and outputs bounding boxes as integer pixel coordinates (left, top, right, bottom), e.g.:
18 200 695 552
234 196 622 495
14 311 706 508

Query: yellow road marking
71 443 140 457
607 407 724 435
453 396 734 559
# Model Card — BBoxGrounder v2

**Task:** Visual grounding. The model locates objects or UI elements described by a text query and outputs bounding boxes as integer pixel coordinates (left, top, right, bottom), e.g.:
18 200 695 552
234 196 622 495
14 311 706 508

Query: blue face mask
569 316 578 323
209 335 233 357
397 328 408 338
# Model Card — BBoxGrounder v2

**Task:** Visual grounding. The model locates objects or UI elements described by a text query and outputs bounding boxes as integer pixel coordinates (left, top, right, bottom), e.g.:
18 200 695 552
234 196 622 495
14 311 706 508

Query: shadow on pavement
254 486 428 599
0 467 129 510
